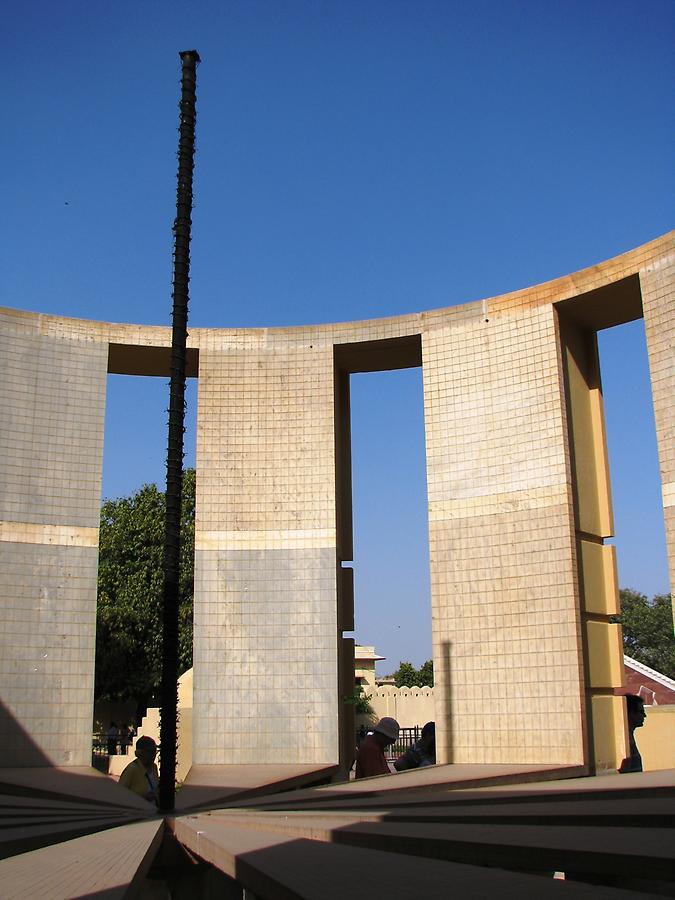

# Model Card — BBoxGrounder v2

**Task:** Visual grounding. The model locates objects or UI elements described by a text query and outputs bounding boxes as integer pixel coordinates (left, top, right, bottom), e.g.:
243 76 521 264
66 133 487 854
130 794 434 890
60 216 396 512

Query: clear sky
4 1 673 671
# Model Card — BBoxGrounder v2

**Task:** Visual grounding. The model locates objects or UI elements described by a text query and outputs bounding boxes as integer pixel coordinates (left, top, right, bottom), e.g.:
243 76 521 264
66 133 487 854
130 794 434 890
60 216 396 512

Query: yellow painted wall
637 705 675 771
580 542 619 616
586 622 625 688
590 695 628 772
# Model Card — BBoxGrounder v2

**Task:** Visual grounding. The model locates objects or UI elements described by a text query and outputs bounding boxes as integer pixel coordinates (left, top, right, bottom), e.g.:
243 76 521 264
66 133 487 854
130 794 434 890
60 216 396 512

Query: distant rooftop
354 644 385 662
624 655 675 692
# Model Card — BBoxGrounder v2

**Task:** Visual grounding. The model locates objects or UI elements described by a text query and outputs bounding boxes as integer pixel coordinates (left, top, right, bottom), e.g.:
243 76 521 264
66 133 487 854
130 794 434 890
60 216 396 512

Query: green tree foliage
345 687 374 715
417 659 434 687
613 589 675 680
95 470 195 709
392 660 434 687
393 661 418 687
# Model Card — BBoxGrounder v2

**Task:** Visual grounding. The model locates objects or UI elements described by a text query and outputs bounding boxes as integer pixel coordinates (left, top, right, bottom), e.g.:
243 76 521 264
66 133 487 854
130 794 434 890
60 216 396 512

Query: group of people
111 694 647 806
354 693 648 782
355 718 435 779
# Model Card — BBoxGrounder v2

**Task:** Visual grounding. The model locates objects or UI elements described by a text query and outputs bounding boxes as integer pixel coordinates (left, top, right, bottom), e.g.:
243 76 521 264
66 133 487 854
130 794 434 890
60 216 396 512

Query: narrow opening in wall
349 367 432 692
598 318 670 609
93 372 197 767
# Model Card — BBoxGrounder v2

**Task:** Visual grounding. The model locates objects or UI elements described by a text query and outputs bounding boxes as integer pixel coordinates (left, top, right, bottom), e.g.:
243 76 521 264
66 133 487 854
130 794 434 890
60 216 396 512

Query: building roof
622 655 675 705
354 644 385 662
624 655 675 692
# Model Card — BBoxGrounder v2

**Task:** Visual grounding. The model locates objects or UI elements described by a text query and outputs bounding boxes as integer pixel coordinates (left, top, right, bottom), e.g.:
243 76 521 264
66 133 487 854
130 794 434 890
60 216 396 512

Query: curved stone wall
0 232 672 770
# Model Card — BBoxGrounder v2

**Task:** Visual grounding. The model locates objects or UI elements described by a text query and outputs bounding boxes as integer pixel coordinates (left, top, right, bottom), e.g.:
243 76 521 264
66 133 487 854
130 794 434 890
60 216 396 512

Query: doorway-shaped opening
334 335 432 770
350 369 431 671
557 275 670 772
94 344 198 773
598 320 669 598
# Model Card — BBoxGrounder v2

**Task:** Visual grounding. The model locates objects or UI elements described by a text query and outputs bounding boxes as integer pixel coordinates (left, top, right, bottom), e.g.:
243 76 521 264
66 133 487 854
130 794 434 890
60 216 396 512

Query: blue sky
4 1 673 670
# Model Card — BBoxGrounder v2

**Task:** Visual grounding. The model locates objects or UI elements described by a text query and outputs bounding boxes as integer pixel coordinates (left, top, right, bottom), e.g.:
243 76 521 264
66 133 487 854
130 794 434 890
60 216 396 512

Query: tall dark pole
159 49 200 812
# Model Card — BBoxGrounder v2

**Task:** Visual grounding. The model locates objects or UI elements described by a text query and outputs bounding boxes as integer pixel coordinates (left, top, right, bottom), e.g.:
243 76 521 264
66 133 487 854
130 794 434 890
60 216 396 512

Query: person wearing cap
394 721 436 771
118 736 160 803
355 717 400 779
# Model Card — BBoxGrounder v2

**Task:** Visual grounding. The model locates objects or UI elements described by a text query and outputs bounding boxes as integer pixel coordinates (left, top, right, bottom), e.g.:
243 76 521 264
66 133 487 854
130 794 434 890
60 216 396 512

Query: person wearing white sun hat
355 717 400 779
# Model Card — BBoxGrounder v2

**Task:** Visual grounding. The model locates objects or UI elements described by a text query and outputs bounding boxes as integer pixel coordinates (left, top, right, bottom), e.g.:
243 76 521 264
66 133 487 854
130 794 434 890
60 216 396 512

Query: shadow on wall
0 698 157 860
0 701 156 805
440 641 453 765
0 699 51 768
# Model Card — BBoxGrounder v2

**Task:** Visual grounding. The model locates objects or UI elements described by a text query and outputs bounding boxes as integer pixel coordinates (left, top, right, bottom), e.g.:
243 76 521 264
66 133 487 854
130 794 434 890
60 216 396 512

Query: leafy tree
613 589 675 680
95 470 195 716
417 659 434 687
345 686 374 715
391 659 434 687
392 661 420 688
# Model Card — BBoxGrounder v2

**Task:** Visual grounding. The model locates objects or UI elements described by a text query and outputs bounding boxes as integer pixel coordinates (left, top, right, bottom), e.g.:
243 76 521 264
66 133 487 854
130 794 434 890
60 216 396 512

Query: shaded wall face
423 304 586 765
0 318 107 766
192 343 339 765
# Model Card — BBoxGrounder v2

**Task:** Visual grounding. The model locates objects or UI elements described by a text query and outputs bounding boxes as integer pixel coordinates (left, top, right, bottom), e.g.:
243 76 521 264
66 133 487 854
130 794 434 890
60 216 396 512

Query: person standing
355 717 400 779
106 721 120 756
618 694 646 773
119 723 133 753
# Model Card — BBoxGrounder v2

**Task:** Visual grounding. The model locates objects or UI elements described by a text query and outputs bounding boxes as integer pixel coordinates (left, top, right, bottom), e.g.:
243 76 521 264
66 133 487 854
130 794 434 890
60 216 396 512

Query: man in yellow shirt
118 736 159 803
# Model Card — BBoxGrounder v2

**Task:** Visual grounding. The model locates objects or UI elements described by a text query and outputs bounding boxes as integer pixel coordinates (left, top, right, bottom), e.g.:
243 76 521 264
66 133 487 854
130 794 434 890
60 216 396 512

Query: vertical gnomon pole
159 49 200 812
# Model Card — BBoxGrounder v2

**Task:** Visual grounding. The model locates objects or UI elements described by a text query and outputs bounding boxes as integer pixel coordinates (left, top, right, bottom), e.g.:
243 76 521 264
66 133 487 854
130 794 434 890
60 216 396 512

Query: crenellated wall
0 233 672 772
370 685 435 729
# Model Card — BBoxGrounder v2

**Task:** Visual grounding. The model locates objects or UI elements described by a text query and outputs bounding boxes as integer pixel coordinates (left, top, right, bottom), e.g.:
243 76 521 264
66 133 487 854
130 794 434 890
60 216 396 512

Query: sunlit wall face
640 263 675 601
0 234 672 772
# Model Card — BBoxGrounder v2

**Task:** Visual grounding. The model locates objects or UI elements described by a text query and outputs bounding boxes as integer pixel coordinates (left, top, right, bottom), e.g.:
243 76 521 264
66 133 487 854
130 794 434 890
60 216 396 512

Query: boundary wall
0 233 673 772
370 685 435 730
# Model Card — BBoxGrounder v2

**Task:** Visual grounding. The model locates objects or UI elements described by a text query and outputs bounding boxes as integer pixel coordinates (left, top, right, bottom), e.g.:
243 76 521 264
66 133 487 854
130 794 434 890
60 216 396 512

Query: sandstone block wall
423 303 583 764
0 234 672 771
0 312 108 766
193 340 339 764
641 256 675 595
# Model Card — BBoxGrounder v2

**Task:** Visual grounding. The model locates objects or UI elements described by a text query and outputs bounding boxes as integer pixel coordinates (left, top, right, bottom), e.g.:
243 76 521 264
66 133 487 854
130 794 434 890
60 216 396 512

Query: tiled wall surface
0 316 107 766
641 256 675 598
0 233 672 769
423 304 584 764
193 342 339 764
